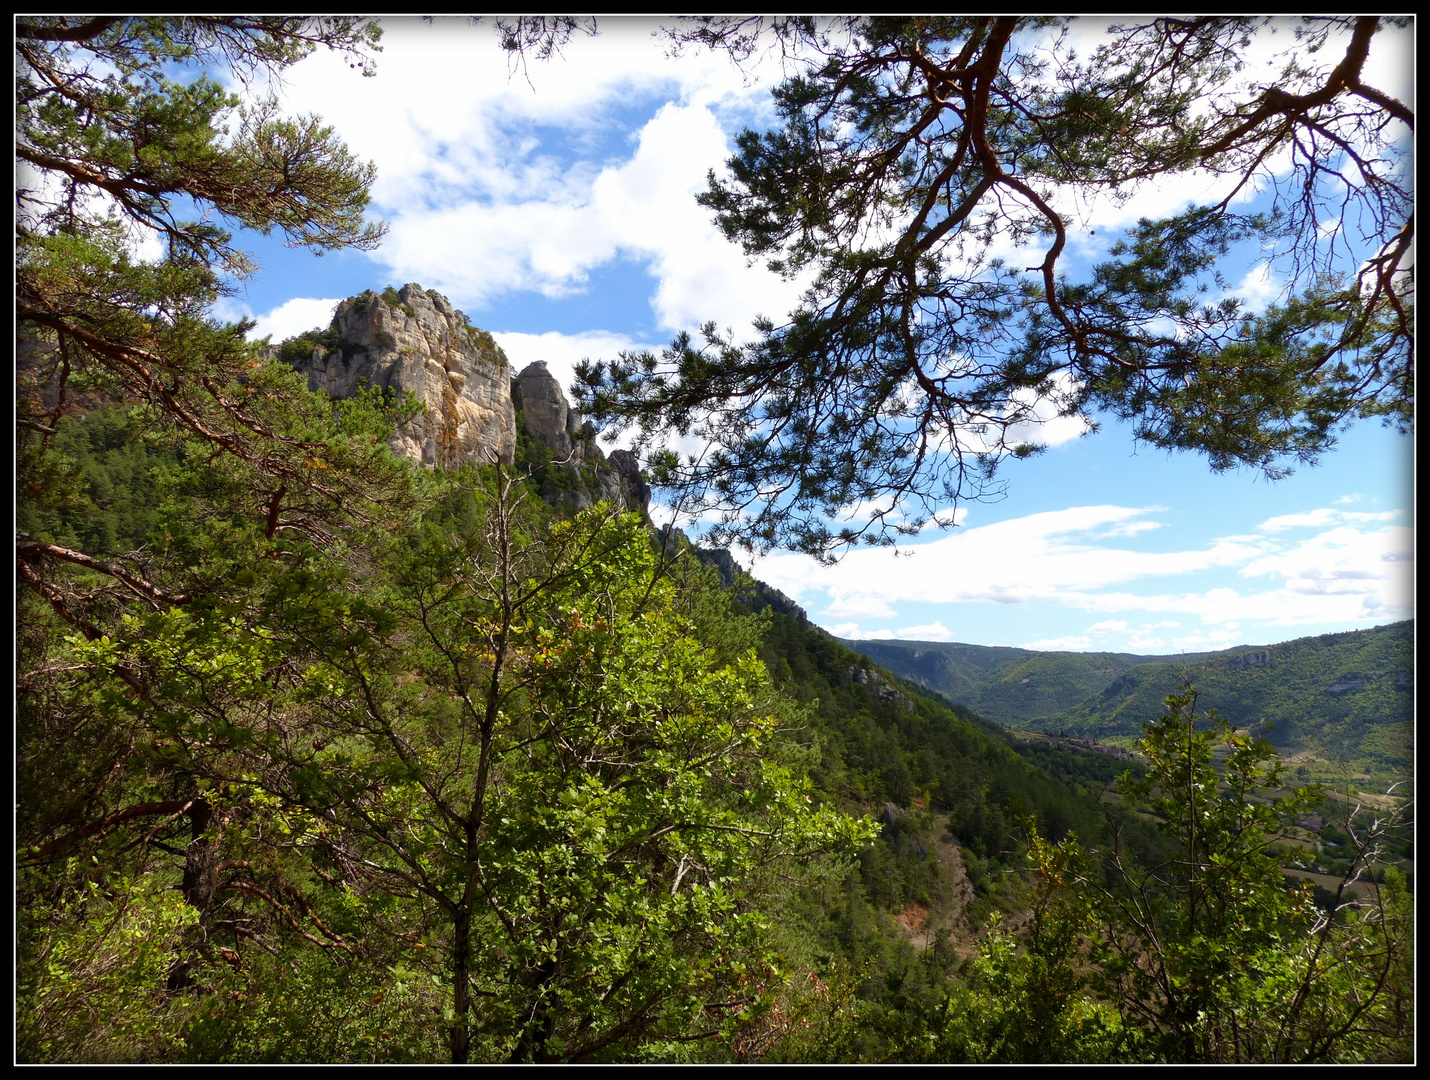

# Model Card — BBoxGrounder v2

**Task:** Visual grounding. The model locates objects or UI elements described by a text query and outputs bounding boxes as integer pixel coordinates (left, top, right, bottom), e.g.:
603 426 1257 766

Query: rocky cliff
510 361 650 513
282 283 648 514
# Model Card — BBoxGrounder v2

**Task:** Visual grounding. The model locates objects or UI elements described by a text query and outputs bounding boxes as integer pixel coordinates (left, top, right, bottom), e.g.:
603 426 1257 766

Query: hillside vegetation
847 626 1413 783
16 17 1411 1063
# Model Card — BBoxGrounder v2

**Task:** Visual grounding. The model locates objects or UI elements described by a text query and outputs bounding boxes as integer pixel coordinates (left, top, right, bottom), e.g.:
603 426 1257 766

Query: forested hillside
842 639 1187 724
17 403 1411 1060
849 626 1413 783
1029 626 1412 772
17 402 1138 1062
16 16 1412 1065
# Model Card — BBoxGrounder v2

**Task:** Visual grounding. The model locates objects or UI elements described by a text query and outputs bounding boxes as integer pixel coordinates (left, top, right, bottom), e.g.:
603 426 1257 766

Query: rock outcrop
292 284 516 469
512 361 574 460
509 361 650 515
283 284 649 515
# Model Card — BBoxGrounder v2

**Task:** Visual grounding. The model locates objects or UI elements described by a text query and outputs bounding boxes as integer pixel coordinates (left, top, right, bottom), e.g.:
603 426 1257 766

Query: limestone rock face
608 450 651 514
284 284 651 516
512 361 572 459
513 361 651 515
294 284 516 469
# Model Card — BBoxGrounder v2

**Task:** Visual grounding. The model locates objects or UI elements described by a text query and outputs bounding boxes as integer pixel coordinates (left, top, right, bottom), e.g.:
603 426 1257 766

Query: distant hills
842 622 1413 778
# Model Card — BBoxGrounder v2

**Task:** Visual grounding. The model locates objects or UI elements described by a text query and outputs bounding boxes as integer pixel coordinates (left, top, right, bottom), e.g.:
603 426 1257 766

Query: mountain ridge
840 623 1413 779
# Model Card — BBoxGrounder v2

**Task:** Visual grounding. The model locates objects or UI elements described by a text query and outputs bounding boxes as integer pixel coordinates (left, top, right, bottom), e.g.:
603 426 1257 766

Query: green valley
845 625 1413 786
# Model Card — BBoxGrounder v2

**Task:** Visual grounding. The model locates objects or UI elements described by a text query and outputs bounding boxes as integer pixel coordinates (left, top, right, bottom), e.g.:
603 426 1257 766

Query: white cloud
1023 635 1092 652
1093 519 1163 540
587 102 810 334
820 595 897 620
1259 507 1401 532
1241 524 1412 604
1126 635 1166 651
750 500 1412 638
1259 508 1341 533
752 504 1267 610
493 328 644 404
1001 370 1093 450
1068 579 1410 628
919 507 969 531
251 18 803 336
826 622 863 639
895 621 953 641
246 297 343 343
1170 628 1245 652
1231 261 1283 312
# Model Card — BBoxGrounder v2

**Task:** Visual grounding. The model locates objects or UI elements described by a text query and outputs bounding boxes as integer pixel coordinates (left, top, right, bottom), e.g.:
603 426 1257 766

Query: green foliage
577 17 1412 555
15 17 1411 1062
939 843 1125 1063
851 626 1413 784
1031 624 1414 780
992 686 1415 1062
380 285 417 319
750 610 1125 904
179 951 446 1063
18 869 201 1063
17 16 394 521
276 324 341 368
18 451 877 1063
17 17 385 261
17 406 183 556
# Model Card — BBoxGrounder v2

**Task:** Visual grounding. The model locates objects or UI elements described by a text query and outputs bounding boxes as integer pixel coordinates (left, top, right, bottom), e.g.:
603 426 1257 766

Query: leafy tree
576 17 1413 555
939 835 1124 1063
16 20 439 1061
18 451 874 1063
1012 687 1413 1062
266 477 873 1062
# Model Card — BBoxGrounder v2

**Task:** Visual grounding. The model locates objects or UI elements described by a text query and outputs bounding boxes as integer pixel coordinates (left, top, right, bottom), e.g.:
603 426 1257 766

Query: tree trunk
451 907 472 1064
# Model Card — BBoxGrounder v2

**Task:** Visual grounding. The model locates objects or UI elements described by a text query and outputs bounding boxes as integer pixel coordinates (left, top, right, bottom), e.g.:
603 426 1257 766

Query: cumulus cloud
1169 628 1246 652
896 621 953 641
1259 508 1402 532
752 504 1266 611
1011 372 1094 447
751 500 1413 643
1126 635 1167 651
493 328 644 401
246 297 344 343
247 18 803 337
820 595 897 621
1241 524 1411 604
1231 261 1284 312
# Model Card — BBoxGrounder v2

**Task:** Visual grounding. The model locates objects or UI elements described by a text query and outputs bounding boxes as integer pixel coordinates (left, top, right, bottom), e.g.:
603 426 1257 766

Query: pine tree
577 17 1413 556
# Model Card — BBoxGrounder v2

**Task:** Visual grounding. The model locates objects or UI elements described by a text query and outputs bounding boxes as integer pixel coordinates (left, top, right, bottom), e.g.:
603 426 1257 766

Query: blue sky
204 17 1413 655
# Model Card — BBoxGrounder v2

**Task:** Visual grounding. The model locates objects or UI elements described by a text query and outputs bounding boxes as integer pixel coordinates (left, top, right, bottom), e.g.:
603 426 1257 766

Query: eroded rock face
294 284 516 469
285 285 650 516
512 361 572 460
608 450 650 514
513 361 651 515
